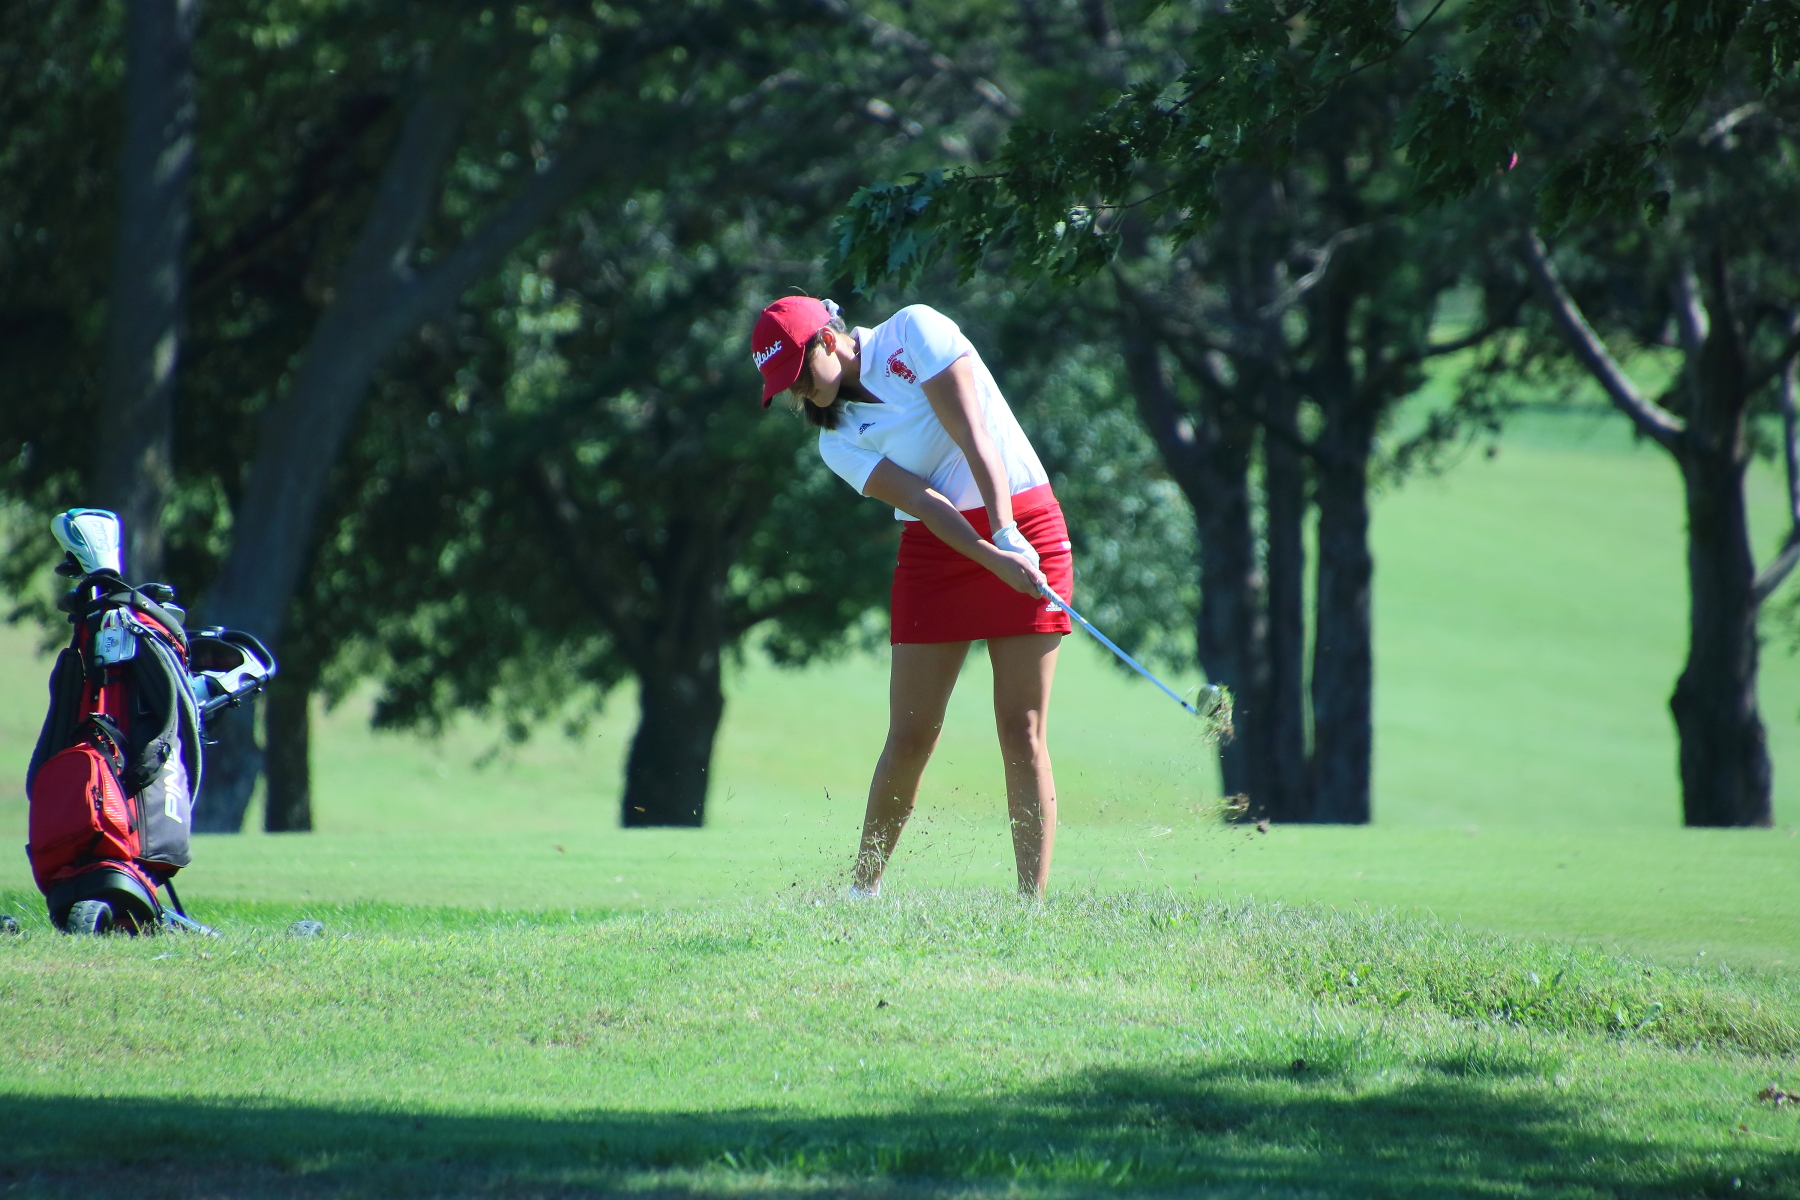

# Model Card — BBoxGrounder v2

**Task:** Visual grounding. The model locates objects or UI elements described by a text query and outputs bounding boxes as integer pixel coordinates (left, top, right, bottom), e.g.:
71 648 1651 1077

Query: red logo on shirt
885 350 916 384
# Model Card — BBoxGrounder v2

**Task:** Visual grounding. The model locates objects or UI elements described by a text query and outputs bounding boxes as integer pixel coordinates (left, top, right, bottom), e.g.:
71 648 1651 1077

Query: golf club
1037 583 1223 719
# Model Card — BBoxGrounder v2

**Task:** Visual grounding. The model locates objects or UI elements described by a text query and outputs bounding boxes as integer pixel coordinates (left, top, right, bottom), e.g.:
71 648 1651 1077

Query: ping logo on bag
162 756 186 823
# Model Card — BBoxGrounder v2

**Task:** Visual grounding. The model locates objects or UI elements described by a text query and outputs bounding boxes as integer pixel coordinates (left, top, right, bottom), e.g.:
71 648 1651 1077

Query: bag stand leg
159 880 216 936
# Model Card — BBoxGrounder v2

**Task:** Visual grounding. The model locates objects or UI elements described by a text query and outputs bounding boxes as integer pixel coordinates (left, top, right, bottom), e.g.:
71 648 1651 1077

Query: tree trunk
190 702 260 832
1521 234 1779 828
1214 168 1308 819
1116 314 1270 805
1193 421 1271 806
1667 262 1775 828
524 458 755 829
1261 385 1311 821
263 674 313 832
1307 286 1374 825
93 0 198 583
1310 441 1373 823
622 638 725 827
1670 452 1773 827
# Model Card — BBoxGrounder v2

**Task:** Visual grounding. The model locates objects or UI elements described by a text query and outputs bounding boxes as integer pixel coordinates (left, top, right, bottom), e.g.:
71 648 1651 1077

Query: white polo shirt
818 305 1048 521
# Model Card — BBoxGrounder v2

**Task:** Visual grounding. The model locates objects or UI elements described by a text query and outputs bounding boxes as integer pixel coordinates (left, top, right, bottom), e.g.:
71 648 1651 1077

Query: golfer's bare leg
855 641 970 891
988 632 1061 897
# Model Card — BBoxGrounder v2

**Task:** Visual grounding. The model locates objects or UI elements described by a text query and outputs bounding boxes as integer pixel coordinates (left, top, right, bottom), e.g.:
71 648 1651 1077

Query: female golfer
751 296 1073 898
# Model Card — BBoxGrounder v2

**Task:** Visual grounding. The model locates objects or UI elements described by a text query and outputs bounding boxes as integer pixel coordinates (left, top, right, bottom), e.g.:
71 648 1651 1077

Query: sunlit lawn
3 410 1799 1197
5 409 1797 965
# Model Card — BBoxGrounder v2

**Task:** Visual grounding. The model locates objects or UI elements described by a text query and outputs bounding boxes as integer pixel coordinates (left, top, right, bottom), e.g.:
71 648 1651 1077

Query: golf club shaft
1038 584 1201 716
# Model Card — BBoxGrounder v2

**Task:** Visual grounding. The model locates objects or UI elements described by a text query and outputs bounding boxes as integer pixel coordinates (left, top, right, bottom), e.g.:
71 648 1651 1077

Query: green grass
6 411 1798 967
2 892 1797 1197
5 410 1800 1196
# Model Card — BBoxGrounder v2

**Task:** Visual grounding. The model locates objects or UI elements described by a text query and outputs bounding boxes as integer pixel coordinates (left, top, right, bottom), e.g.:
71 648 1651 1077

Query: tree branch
1753 534 1800 606
342 88 468 295
1326 0 1452 87
1520 231 1685 451
1419 316 1511 360
1671 257 1710 359
809 0 1021 117
1753 315 1800 606
520 460 644 649
189 90 397 297
1111 270 1211 480
1355 288 1526 405
382 118 643 335
1746 322 1800 393
727 587 835 637
1256 220 1388 319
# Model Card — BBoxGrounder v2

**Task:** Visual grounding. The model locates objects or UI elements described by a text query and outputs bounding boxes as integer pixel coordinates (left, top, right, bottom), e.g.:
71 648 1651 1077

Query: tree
1517 75 1800 827
217 0 1045 828
190 0 889 827
485 225 902 827
1108 166 1519 822
91 0 198 583
834 0 1798 287
1 1 122 598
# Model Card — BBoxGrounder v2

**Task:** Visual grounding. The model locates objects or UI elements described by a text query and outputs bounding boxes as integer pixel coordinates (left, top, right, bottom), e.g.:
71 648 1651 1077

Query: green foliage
834 0 1800 292
341 199 901 735
998 340 1199 672
1511 62 1800 438
0 0 122 612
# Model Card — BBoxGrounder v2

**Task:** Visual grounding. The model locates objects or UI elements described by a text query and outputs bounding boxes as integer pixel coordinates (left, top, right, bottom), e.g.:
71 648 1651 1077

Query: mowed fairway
3 893 1800 1199
3 411 1799 1197
3 410 1795 964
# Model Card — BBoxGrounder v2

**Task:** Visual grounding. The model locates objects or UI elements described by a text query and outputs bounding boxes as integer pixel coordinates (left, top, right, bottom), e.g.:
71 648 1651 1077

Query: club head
52 509 124 576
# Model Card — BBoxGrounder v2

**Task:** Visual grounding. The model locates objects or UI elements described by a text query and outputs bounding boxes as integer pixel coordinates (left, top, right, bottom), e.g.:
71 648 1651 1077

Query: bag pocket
26 739 138 890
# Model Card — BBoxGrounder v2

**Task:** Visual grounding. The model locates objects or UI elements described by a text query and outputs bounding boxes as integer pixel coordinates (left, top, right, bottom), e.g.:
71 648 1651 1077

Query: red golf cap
751 296 834 406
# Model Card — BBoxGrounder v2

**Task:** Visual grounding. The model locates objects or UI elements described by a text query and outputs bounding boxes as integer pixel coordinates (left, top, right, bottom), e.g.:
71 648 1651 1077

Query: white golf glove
991 522 1040 568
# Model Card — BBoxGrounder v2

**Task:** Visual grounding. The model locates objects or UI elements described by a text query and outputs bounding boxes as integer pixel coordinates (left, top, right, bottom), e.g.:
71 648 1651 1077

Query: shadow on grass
2 1064 1794 1199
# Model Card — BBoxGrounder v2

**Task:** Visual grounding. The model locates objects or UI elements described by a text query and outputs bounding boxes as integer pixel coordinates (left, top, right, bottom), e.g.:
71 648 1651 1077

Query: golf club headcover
52 510 124 576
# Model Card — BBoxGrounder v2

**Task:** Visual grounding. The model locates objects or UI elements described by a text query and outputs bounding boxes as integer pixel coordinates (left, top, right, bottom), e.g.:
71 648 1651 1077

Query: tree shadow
1 1061 1793 1199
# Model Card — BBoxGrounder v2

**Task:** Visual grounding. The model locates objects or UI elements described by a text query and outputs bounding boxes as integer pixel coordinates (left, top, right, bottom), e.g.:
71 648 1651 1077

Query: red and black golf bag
24 510 276 934
26 567 207 932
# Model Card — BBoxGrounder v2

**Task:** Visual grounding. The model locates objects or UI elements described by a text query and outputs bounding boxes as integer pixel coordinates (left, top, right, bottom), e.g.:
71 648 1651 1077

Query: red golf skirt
890 483 1074 644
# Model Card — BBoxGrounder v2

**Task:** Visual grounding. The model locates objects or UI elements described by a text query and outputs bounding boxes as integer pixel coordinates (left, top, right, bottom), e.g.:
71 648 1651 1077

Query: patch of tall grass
1199 901 1800 1055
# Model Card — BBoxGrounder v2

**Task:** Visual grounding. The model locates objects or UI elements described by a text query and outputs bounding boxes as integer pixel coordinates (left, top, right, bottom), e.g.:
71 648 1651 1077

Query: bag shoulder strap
25 644 87 795
122 630 194 796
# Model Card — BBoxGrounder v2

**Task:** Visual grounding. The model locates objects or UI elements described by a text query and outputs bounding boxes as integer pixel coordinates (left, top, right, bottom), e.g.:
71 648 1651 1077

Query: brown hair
795 316 850 430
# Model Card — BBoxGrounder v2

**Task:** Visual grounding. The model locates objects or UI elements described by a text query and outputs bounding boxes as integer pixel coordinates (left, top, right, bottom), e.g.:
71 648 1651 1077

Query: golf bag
23 510 276 934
